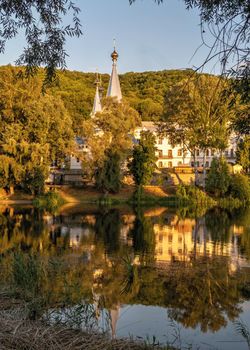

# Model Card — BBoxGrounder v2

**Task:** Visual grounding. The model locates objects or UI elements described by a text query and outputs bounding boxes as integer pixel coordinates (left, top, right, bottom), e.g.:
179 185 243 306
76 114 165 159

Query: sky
0 0 219 74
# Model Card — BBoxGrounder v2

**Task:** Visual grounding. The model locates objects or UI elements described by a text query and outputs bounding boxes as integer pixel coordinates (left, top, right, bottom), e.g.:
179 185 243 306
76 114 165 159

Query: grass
0 292 175 350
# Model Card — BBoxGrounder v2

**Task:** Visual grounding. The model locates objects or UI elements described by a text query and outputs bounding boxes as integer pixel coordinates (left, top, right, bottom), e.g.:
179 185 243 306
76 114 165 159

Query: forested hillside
50 68 194 130
0 65 194 132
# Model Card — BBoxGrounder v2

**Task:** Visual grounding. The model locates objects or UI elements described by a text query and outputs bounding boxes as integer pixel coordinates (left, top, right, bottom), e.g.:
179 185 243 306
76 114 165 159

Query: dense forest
0 65 194 132
50 68 195 131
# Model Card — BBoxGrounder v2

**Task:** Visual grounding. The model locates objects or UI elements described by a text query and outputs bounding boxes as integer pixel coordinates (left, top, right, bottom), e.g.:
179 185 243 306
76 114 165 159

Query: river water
0 204 249 349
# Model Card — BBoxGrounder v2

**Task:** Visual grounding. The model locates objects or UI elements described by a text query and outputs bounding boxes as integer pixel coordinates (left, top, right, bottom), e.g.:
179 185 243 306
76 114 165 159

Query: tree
81 97 140 191
129 130 157 189
0 0 82 83
228 173 250 203
95 151 121 193
205 157 231 197
0 66 74 193
236 137 250 173
161 75 237 188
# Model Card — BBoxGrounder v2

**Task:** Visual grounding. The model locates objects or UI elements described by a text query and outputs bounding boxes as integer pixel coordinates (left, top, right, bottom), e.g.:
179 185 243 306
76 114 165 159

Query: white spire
107 43 122 102
91 74 102 118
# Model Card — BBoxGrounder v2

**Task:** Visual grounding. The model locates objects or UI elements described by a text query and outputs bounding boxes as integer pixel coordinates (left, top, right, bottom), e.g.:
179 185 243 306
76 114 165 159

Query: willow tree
81 97 140 192
0 0 82 83
161 75 238 187
0 66 74 194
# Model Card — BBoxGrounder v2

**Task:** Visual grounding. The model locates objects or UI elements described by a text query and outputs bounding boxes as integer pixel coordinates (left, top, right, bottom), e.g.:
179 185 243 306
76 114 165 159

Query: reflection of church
68 46 238 174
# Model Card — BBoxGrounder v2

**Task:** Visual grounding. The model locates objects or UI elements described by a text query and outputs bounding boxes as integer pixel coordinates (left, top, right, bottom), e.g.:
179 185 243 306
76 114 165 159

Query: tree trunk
193 151 198 186
202 150 207 190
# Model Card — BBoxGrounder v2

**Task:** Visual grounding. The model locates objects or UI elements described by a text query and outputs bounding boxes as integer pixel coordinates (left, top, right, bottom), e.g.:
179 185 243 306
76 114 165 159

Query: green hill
0 65 195 132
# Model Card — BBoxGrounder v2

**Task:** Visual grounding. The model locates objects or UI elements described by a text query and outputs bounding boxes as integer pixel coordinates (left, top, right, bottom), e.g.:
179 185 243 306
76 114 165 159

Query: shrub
228 174 250 203
206 157 231 197
33 191 64 211
176 184 216 207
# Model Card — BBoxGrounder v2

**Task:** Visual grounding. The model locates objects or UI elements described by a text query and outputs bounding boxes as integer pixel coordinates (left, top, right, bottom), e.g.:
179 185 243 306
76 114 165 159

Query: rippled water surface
0 204 250 349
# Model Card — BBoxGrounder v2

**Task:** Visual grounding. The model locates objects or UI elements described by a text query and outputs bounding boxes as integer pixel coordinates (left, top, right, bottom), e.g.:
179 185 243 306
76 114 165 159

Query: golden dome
111 49 119 61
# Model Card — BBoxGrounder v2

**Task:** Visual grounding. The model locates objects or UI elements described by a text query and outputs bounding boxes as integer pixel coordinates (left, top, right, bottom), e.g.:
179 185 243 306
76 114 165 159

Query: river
0 204 249 349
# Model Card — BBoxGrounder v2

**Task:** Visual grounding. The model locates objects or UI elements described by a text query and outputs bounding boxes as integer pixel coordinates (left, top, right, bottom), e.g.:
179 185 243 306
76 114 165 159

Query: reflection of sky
113 303 250 350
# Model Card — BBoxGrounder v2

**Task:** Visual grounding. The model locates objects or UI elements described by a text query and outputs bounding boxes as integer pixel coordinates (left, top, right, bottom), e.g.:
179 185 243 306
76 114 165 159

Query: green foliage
162 75 236 153
236 137 250 172
228 174 250 203
23 166 47 195
0 66 74 193
34 67 193 132
0 1 82 84
206 157 231 197
95 151 121 194
12 253 43 300
129 131 157 187
176 184 216 207
81 98 140 182
33 191 64 212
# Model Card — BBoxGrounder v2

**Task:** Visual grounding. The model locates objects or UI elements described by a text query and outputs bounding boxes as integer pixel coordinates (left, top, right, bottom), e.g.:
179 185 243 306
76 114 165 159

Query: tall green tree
95 151 121 194
0 66 74 193
205 157 231 197
129 131 157 188
236 137 250 173
81 97 140 191
161 75 237 188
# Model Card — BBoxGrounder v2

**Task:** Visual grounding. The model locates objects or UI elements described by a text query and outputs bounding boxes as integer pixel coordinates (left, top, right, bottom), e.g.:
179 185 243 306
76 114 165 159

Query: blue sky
0 0 218 74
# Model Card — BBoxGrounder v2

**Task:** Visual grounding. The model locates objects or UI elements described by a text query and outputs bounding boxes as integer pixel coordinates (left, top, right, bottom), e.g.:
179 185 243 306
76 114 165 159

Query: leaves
0 0 82 83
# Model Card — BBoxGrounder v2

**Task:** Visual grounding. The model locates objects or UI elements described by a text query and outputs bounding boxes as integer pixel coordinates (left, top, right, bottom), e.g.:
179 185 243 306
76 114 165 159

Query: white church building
70 47 237 171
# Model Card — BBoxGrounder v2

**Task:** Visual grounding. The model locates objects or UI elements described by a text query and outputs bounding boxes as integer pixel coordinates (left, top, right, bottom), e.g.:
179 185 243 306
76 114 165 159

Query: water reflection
0 205 250 348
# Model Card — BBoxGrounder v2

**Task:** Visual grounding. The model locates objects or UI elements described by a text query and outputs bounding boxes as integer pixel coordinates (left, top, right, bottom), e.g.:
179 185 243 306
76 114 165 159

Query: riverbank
0 185 176 205
0 294 173 350
0 184 248 210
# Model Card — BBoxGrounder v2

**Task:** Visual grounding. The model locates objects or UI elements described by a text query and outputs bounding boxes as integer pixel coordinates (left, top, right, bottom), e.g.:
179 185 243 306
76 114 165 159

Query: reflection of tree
205 208 232 243
129 208 155 263
0 207 52 254
1 206 250 335
164 257 244 332
233 208 250 261
94 209 121 255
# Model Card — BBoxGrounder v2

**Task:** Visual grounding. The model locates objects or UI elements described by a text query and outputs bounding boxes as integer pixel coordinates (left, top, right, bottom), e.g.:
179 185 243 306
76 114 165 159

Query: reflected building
153 215 244 267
